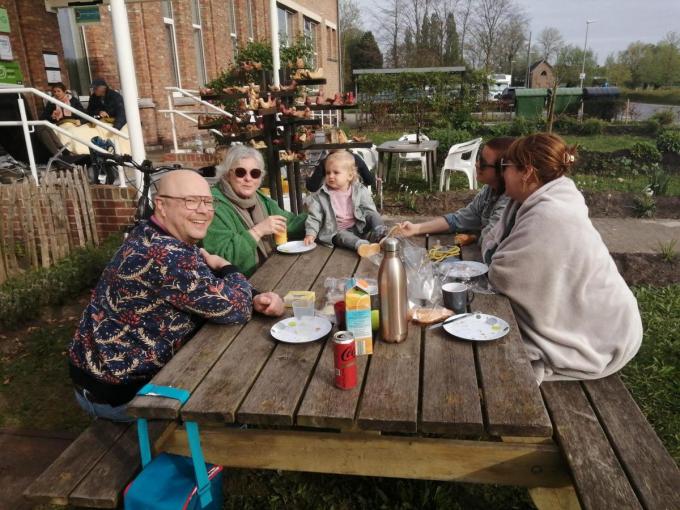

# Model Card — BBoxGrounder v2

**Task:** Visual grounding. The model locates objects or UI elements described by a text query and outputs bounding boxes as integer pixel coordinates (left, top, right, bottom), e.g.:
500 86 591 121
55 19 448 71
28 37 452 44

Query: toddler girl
304 151 386 251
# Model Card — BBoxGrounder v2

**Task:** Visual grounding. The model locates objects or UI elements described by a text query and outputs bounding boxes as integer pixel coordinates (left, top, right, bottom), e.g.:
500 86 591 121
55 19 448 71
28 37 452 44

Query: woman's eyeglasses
233 167 263 179
475 153 496 170
499 158 516 171
157 195 215 211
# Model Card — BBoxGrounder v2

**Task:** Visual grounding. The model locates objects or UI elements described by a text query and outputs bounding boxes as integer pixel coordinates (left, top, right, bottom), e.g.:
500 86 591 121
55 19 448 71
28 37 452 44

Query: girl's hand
398 221 419 237
304 235 316 246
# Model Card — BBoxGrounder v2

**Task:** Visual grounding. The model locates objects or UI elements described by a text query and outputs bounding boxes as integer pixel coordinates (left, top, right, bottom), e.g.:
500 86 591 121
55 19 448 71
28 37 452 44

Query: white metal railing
0 87 130 185
159 87 233 153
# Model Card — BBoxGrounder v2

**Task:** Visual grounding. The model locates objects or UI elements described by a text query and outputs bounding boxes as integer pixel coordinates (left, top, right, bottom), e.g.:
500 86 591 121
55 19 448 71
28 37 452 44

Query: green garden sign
0 8 10 33
74 6 101 24
0 60 23 85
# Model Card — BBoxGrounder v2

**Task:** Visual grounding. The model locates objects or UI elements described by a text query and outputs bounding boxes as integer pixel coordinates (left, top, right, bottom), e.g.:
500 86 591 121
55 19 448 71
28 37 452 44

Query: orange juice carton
345 278 373 355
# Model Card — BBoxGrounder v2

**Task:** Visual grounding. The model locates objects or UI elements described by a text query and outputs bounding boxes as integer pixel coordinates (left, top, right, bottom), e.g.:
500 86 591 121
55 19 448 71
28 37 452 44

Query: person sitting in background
306 150 375 192
68 170 284 421
36 83 85 162
203 145 307 277
304 150 386 251
483 133 642 383
86 78 127 130
398 137 514 246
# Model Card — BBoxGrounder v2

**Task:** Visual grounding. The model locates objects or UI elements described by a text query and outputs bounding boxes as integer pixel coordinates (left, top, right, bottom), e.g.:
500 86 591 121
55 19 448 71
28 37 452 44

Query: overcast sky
354 0 680 64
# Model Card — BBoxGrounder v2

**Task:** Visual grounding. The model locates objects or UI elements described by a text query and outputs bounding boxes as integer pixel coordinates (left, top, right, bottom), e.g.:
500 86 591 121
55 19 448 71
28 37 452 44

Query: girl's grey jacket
305 181 378 246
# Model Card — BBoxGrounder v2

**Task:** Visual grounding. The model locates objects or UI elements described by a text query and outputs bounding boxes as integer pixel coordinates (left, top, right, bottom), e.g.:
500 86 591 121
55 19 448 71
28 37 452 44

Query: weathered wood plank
236 246 344 426
69 420 174 509
164 427 572 488
421 325 484 435
474 293 552 437
127 253 297 420
357 323 421 433
182 247 333 424
542 381 642 510
461 243 482 262
22 420 130 506
583 375 680 510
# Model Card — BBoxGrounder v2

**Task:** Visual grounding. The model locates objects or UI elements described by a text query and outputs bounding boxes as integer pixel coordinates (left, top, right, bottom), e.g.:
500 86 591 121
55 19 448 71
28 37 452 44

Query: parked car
496 86 525 110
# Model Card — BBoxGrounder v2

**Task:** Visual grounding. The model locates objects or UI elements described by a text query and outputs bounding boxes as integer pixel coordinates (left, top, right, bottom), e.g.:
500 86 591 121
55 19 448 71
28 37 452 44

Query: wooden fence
0 167 99 284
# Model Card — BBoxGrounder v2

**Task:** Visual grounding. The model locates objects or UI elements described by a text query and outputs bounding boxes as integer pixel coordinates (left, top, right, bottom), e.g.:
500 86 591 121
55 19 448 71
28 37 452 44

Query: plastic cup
293 296 315 320
274 230 288 246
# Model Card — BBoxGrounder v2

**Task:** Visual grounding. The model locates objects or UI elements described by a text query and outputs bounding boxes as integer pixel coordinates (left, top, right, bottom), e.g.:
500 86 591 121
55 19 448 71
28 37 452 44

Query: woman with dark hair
37 83 85 157
398 137 515 245
484 133 642 383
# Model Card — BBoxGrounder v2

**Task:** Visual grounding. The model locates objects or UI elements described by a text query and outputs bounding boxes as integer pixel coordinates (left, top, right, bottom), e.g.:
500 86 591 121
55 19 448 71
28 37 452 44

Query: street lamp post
579 19 596 119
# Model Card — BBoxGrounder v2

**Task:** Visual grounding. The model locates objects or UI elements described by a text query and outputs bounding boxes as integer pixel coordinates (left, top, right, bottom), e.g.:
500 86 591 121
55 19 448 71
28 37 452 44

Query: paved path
0 429 76 510
385 215 680 254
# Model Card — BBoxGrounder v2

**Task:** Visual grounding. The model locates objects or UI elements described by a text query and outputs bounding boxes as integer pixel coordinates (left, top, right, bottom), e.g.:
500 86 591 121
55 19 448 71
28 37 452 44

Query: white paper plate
277 240 316 254
270 316 332 344
439 260 489 279
443 313 509 342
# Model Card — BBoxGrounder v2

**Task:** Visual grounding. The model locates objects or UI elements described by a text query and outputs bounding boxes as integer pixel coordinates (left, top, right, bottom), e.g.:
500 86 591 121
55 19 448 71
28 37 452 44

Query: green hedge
0 235 123 330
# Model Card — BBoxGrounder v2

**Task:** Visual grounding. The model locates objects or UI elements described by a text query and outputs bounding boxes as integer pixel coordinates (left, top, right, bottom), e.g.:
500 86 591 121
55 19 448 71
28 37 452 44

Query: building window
228 0 238 60
191 0 207 86
277 6 295 47
57 8 91 97
162 0 181 87
303 17 318 68
325 26 337 61
246 0 255 41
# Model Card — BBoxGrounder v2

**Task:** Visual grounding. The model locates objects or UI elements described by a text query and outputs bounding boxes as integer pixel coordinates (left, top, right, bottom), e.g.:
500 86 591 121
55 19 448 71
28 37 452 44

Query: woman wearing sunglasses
398 137 515 245
483 133 641 383
203 146 307 276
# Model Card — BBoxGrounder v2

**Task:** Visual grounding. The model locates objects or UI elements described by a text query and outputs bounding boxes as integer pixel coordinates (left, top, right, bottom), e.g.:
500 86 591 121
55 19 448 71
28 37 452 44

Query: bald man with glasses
68 170 284 421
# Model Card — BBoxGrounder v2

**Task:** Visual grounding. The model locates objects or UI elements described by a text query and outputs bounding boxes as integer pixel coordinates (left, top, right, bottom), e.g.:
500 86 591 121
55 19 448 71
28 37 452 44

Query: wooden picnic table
126 230 572 505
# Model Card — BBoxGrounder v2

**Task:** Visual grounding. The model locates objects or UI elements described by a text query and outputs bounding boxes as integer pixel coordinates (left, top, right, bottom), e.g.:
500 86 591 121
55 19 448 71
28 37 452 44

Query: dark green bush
580 118 606 135
428 128 473 160
630 142 662 164
647 169 672 196
508 117 545 136
0 235 123 329
657 129 680 155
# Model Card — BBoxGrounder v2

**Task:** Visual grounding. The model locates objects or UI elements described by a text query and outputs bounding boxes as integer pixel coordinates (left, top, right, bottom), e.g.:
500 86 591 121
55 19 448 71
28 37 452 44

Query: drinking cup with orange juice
274 220 288 245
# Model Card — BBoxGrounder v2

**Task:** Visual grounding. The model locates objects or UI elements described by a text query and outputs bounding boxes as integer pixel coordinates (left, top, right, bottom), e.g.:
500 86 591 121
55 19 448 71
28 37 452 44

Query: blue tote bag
124 384 224 510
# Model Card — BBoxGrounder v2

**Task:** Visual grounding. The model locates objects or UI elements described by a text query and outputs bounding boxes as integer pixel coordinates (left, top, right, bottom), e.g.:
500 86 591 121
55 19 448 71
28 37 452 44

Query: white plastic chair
395 133 429 182
439 137 483 191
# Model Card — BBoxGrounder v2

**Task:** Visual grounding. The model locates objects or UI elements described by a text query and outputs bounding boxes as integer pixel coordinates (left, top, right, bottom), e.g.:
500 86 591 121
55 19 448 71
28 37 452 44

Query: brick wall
90 185 137 238
0 0 66 116
161 151 217 171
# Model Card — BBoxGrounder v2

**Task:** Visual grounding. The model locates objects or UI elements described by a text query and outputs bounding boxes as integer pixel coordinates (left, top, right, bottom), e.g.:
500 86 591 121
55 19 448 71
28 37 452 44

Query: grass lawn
3 283 678 509
571 173 680 196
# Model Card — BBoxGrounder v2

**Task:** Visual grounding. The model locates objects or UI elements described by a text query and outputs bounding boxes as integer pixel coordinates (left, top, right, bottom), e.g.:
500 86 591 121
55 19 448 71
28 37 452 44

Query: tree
470 0 514 71
376 0 404 67
443 12 460 65
340 0 364 90
494 11 529 72
604 54 631 86
350 31 384 70
554 44 598 86
537 27 564 63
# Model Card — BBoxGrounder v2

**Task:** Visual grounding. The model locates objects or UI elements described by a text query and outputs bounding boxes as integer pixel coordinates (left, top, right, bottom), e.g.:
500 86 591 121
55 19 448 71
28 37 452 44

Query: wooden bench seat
542 374 680 510
24 418 173 509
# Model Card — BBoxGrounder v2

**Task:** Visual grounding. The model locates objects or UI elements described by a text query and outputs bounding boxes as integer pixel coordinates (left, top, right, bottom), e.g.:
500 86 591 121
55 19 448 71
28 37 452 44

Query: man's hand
199 248 231 271
304 235 316 246
397 221 418 237
99 111 109 118
253 292 284 317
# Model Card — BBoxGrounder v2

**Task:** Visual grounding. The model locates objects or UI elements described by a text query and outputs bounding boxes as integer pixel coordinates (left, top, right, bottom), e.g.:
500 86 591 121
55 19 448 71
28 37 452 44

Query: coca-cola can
333 331 357 390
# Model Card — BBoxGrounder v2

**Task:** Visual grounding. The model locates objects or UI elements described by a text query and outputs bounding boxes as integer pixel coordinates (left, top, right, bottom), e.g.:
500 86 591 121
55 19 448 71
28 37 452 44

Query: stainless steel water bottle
378 237 408 343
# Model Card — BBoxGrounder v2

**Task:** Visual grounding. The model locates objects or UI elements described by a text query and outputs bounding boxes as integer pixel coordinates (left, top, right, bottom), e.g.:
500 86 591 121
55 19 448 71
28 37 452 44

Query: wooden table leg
387 153 393 184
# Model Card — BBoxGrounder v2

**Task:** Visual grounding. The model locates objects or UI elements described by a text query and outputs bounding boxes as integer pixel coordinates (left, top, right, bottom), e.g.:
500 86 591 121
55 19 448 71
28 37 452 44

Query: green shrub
580 118 606 135
0 235 122 329
647 169 672 196
630 142 662 164
508 117 545 136
632 193 656 218
657 129 680 155
428 128 473 160
651 109 677 127
643 118 662 136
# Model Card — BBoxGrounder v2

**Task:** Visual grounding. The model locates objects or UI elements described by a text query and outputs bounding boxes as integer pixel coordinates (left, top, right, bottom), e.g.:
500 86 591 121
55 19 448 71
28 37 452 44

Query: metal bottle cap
382 237 399 252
